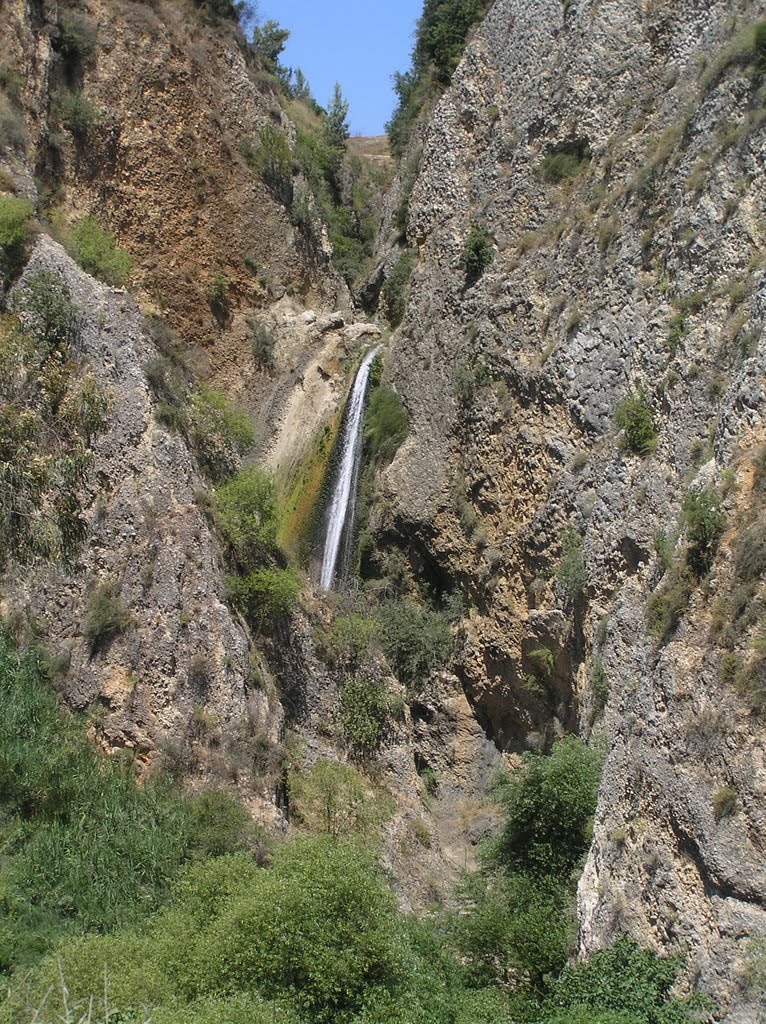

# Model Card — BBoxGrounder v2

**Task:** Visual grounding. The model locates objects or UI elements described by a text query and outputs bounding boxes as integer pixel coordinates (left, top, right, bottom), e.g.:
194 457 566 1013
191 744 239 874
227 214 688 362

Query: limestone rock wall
377 0 766 1015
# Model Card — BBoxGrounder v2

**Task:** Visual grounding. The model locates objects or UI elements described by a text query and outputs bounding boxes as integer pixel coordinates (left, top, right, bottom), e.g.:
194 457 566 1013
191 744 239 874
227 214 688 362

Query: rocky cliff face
4 0 766 1017
375 0 766 1017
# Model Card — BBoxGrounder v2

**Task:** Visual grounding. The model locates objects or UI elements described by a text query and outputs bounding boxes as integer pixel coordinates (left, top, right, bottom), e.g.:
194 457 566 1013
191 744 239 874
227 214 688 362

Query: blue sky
259 0 422 136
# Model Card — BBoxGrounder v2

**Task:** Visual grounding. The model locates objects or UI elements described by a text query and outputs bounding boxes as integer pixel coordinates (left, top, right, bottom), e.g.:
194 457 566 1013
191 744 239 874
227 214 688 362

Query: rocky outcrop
1 234 283 819
375 0 766 1015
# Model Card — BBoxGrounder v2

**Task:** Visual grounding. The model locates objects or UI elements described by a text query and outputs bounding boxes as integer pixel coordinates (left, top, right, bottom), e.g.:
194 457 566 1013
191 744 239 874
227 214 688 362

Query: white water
319 346 380 589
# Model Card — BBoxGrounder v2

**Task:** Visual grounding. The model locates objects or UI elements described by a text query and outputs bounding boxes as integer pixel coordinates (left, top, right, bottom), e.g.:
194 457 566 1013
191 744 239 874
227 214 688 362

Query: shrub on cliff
615 390 658 455
682 488 725 576
489 735 603 879
55 90 101 142
82 581 132 654
188 387 255 481
364 385 409 464
227 566 300 627
214 467 279 569
460 225 493 285
376 598 453 691
68 216 132 286
0 195 33 282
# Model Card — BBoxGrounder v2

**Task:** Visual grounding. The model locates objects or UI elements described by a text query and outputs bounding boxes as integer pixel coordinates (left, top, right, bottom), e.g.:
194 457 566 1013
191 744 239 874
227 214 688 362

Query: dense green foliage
490 737 603 879
0 196 32 283
0 650 705 1024
227 566 300 627
375 598 454 692
0 631 250 977
1 273 109 567
67 216 132 287
188 387 255 481
615 391 658 455
364 385 409 465
339 675 391 754
459 226 493 284
214 468 279 569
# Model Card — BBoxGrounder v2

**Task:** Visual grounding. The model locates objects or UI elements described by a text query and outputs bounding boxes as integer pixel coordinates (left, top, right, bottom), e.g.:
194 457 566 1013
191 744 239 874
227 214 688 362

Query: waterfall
319 346 380 590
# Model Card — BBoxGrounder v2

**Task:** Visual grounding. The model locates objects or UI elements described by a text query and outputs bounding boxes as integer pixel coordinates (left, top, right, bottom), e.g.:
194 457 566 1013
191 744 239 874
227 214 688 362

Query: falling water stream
319 346 380 589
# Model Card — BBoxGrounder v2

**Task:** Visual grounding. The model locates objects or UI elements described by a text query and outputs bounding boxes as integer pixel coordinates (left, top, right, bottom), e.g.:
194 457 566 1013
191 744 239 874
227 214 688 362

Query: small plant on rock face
188 387 255 481
459 226 493 285
615 390 658 455
0 195 33 283
83 581 131 654
682 488 724 576
556 528 587 603
247 318 276 370
713 785 738 821
206 272 230 322
56 91 101 141
68 217 132 287
339 675 389 755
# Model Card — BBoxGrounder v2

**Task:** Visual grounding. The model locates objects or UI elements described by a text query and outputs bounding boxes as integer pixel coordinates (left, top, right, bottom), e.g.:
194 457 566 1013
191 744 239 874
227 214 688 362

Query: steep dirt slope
0 0 346 388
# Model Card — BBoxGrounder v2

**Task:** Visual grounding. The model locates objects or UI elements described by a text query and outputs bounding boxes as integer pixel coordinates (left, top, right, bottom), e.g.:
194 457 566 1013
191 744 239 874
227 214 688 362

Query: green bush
556 528 587 603
213 467 278 569
681 488 724 576
459 225 493 284
252 19 290 74
414 0 489 83
0 195 33 282
453 871 573 989
542 937 704 1022
68 216 132 286
541 141 592 183
188 387 255 481
382 249 416 327
0 630 251 974
10 269 80 348
82 581 131 654
288 760 390 840
56 90 101 141
364 385 409 464
615 391 658 455
316 612 377 670
250 124 293 204
145 354 188 429
376 598 453 691
206 271 230 322
339 675 390 754
489 735 603 879
227 566 300 626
